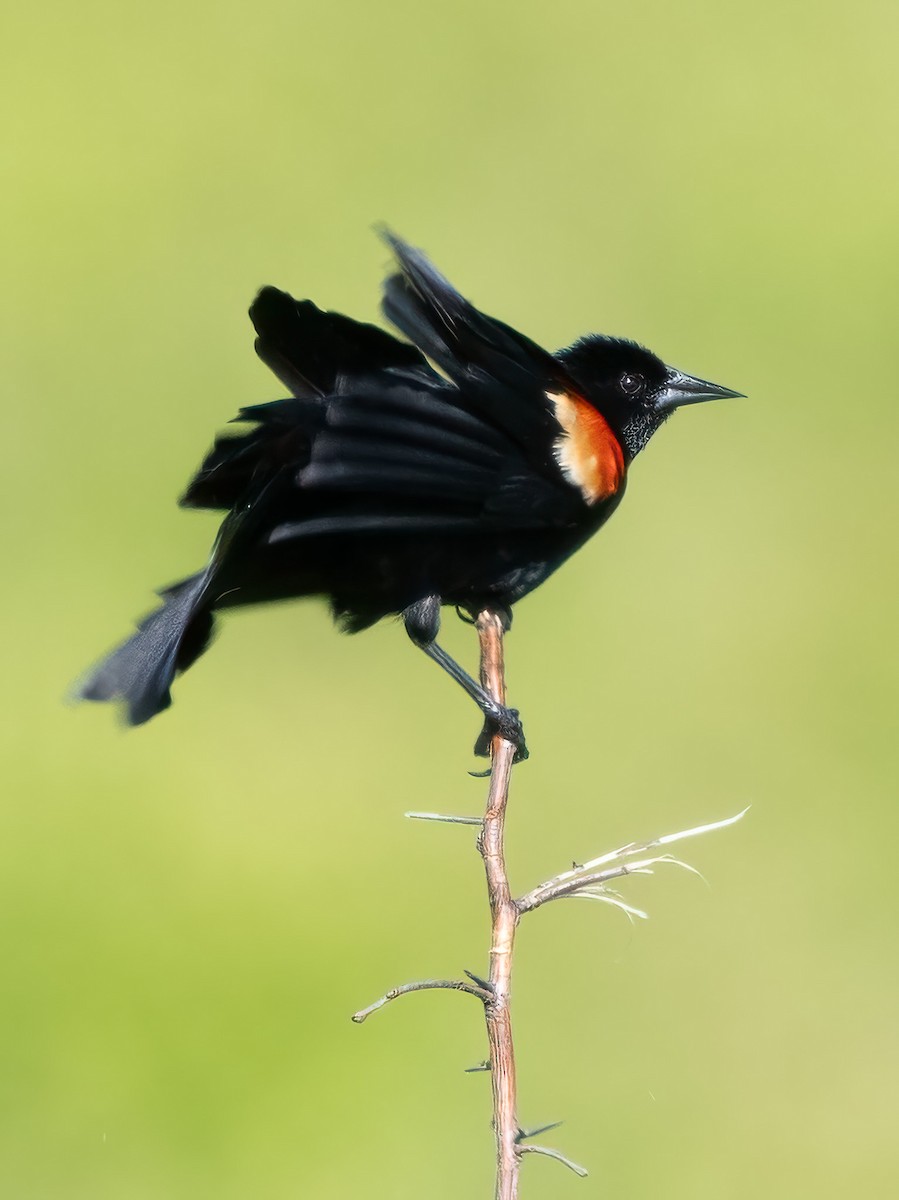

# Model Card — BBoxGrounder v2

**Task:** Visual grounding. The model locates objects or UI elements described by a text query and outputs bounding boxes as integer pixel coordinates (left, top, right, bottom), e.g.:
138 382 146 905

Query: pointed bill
655 368 745 412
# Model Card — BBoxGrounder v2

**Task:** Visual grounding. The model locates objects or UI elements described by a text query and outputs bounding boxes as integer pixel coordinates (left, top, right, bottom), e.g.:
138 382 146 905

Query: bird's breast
547 389 625 505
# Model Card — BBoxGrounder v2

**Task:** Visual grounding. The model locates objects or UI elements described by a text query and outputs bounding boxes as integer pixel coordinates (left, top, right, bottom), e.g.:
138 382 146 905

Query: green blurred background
3 1 897 1195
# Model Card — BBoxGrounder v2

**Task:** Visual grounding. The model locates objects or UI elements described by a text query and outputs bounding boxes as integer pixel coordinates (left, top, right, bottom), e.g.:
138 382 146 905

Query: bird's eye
619 372 644 396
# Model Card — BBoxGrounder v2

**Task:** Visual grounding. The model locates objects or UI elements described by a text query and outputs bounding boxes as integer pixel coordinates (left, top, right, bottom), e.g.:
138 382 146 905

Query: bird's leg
403 598 528 763
422 642 528 761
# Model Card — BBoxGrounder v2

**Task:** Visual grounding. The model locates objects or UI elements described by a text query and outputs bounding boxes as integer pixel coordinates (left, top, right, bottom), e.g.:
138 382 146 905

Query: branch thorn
516 1120 564 1141
464 969 494 993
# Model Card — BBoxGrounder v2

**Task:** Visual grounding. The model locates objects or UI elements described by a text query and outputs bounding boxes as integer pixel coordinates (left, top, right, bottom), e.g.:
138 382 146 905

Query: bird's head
557 336 743 461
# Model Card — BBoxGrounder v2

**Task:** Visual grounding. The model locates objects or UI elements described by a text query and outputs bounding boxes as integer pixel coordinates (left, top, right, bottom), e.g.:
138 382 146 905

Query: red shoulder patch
547 390 625 505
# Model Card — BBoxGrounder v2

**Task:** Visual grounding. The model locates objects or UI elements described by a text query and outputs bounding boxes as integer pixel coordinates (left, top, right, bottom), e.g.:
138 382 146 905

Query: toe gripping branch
403 596 529 763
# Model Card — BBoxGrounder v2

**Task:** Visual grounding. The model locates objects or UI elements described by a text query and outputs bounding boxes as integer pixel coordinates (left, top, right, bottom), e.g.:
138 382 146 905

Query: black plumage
77 231 741 756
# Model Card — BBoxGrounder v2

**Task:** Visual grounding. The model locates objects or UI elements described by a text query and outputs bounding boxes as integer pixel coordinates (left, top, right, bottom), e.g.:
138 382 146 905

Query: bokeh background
3 1 897 1196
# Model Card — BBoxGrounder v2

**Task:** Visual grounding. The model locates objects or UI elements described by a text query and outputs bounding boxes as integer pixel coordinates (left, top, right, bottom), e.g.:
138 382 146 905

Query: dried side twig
351 979 489 1024
518 808 748 914
518 1144 589 1178
405 811 484 826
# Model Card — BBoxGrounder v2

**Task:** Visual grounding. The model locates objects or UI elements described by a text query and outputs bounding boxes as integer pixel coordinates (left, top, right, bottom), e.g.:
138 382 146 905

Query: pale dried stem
518 808 748 913
475 610 521 1200
520 860 659 912
405 811 484 826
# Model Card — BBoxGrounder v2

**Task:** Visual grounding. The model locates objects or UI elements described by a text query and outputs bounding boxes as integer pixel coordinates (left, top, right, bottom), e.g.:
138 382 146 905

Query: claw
474 705 529 763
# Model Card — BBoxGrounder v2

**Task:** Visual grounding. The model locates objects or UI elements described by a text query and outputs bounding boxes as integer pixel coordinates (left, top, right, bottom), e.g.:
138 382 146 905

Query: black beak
655 368 745 413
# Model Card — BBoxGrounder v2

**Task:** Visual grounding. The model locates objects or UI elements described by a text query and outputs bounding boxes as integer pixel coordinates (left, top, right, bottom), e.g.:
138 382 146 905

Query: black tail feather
76 573 213 725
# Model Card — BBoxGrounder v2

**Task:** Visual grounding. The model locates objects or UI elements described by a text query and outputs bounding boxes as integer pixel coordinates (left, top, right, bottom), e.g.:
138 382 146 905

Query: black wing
380 230 570 464
185 239 597 532
267 373 582 547
180 395 322 511
182 286 440 511
250 285 434 398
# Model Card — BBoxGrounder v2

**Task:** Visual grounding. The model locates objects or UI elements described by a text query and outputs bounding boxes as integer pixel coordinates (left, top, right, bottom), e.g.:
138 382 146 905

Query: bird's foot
473 704 529 764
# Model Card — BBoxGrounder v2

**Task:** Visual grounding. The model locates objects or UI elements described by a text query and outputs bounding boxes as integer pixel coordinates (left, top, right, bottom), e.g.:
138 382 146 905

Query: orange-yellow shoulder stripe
547 389 625 505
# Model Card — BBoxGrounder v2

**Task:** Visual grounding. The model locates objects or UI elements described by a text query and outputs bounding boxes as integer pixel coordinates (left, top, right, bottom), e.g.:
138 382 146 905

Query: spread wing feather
183 240 594 535
295 384 506 507
182 289 438 512
250 286 435 397
274 382 583 538
180 397 322 510
380 230 569 462
268 511 483 545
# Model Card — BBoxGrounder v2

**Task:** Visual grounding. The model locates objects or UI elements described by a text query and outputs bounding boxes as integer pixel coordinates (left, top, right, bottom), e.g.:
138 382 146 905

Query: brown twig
475 609 521 1200
518 1144 589 1178
354 611 586 1195
352 618 746 1194
351 979 489 1024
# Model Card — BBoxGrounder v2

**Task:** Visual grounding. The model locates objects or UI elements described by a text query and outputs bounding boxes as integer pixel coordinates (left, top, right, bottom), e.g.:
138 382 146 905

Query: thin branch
520 856 674 912
475 610 522 1200
405 811 484 826
518 1144 589 1178
351 978 488 1024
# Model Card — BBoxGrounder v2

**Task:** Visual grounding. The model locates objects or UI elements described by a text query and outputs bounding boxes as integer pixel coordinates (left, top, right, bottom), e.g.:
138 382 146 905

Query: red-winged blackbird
77 231 741 760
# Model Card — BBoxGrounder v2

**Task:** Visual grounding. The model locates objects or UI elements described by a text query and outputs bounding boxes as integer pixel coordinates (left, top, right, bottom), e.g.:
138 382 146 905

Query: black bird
77 232 741 759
